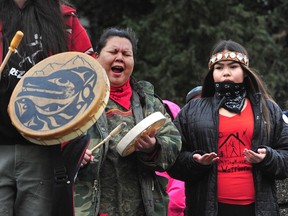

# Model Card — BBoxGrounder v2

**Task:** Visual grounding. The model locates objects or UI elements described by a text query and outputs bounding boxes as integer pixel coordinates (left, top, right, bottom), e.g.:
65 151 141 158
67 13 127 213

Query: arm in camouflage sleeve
137 91 182 171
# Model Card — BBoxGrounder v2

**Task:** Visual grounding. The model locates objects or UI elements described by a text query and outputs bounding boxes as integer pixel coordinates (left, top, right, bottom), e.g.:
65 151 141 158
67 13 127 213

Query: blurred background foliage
70 0 288 108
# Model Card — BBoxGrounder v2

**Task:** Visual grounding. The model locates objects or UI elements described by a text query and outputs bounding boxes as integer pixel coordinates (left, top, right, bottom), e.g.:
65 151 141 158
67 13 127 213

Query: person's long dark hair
0 0 69 59
202 39 272 138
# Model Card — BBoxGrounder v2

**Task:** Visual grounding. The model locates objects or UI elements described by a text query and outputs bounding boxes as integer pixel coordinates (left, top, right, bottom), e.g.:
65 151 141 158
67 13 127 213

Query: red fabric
217 100 255 205
61 4 76 14
61 4 96 58
61 141 69 148
109 79 132 110
60 4 95 151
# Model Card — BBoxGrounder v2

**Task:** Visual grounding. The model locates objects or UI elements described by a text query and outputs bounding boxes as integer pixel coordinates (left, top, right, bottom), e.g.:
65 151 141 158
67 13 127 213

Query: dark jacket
168 93 288 216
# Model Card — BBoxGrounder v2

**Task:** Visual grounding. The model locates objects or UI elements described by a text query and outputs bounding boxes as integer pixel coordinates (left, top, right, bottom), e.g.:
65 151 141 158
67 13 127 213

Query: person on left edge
74 27 182 216
0 0 95 216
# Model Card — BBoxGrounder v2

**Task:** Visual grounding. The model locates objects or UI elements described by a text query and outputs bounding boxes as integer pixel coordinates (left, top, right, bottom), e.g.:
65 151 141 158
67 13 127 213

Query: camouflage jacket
74 78 182 216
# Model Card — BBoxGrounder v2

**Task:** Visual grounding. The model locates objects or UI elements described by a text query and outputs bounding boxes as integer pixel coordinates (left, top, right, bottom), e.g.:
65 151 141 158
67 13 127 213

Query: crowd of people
1 1 288 216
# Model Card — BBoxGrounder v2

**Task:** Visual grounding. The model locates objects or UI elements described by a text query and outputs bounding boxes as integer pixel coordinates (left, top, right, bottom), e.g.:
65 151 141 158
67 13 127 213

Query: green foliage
70 0 288 108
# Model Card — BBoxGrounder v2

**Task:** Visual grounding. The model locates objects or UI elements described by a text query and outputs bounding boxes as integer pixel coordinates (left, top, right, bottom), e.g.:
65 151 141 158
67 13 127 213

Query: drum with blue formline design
8 52 109 145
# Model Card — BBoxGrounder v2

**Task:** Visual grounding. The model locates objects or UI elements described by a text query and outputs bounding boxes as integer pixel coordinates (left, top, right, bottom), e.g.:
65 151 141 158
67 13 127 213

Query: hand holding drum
81 112 166 167
116 112 166 157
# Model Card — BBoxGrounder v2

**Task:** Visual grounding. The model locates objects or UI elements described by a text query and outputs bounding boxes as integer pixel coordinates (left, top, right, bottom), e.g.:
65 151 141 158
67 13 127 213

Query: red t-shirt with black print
217 100 255 205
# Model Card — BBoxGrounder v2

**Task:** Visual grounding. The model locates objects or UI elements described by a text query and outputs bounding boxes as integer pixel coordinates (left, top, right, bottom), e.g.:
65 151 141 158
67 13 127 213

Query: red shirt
217 100 255 205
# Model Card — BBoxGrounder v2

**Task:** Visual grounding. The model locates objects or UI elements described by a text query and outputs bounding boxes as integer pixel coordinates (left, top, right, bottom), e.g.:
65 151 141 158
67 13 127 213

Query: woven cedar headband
208 51 249 70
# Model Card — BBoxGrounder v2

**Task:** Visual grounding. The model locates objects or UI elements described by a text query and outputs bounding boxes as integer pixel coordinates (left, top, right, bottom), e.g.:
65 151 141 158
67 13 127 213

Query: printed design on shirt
218 131 252 172
19 33 43 66
9 34 43 79
9 67 26 79
12 55 97 131
106 108 133 117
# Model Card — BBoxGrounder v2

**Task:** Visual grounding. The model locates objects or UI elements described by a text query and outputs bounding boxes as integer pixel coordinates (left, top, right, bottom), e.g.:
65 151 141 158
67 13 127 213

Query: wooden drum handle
0 31 24 76
90 122 127 153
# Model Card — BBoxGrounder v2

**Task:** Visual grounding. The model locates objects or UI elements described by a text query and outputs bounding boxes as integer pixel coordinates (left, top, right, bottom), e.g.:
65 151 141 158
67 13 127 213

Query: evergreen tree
70 0 288 107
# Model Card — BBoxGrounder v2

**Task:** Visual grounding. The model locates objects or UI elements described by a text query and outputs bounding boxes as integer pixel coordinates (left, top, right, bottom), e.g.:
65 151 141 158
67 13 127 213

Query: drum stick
0 31 24 76
90 122 127 153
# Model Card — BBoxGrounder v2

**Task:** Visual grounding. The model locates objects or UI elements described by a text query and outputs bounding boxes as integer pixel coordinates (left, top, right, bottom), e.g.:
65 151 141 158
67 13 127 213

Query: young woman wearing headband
168 40 288 216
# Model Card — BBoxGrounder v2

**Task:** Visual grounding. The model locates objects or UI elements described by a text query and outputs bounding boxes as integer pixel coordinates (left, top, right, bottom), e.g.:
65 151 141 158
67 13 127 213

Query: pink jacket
156 171 185 216
157 100 185 216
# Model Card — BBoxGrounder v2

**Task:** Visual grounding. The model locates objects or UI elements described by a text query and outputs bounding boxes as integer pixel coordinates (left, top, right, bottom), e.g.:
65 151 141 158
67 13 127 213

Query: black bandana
215 82 246 114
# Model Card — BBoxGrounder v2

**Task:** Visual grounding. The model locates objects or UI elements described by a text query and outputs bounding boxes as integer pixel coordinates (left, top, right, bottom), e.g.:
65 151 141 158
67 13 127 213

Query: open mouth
111 66 124 73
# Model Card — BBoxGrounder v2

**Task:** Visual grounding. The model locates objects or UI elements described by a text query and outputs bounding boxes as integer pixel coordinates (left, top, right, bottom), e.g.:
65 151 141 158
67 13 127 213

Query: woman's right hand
80 149 94 167
193 152 219 165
